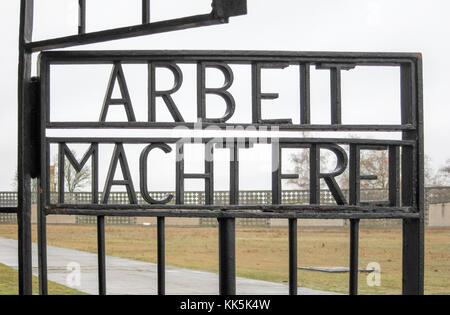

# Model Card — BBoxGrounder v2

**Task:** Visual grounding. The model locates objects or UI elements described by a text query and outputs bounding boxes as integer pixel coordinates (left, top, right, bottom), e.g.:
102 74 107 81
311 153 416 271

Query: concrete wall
428 203 450 227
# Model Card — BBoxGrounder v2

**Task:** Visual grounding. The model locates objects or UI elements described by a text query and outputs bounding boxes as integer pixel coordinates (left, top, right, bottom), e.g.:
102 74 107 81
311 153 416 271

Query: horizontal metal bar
46 203 414 212
45 208 419 220
46 122 416 132
26 14 229 52
39 50 421 65
45 137 415 146
184 173 211 179
0 207 18 214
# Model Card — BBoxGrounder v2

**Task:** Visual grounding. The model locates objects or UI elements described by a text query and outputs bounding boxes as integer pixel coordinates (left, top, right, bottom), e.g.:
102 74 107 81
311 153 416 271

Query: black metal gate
10 0 424 295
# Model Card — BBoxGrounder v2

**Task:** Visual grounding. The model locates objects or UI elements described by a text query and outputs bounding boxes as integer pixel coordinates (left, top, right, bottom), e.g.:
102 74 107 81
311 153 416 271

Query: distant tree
433 159 450 186
288 148 390 190
53 151 91 193
288 148 329 189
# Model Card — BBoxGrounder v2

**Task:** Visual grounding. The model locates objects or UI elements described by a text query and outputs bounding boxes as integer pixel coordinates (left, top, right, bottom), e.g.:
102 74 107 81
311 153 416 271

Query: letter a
102 144 138 204
99 62 136 122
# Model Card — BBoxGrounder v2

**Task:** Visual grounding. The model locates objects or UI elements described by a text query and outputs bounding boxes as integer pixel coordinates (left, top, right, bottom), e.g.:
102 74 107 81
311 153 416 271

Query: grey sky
0 0 449 192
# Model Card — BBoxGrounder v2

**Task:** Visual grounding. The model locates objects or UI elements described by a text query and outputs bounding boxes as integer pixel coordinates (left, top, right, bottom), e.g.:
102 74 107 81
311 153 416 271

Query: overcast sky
0 0 449 192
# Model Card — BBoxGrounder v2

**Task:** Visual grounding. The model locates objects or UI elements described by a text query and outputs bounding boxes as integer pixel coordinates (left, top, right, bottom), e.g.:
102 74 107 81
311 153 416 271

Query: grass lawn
0 223 448 295
0 263 86 295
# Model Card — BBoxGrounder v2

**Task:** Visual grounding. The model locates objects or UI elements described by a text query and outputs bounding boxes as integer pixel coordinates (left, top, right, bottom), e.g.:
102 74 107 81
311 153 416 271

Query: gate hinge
212 0 247 19
27 77 41 179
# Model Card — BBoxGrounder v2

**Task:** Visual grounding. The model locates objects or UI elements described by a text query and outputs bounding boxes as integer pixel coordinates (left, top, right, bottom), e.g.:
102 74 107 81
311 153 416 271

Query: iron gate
10 0 424 296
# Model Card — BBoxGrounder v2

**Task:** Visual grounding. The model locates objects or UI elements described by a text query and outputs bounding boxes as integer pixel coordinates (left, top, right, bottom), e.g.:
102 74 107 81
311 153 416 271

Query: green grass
0 224 449 295
0 263 87 295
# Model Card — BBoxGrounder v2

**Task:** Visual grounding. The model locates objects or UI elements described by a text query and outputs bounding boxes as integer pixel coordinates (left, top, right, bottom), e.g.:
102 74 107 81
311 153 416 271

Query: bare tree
288 148 390 190
53 151 91 193
287 148 334 189
433 159 450 186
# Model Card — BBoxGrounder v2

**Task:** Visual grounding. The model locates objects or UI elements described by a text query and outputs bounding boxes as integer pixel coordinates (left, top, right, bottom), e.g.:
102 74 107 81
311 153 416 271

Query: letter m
58 143 98 204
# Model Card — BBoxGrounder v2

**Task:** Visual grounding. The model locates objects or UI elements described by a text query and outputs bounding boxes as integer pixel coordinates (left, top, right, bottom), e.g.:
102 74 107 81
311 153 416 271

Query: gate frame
14 0 424 296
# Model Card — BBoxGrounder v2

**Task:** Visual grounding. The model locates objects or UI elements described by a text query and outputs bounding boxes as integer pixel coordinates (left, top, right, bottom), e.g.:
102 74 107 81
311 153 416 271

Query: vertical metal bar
17 0 34 296
218 217 236 295
37 141 50 295
389 145 400 207
58 144 65 203
78 0 86 35
349 219 359 295
401 61 424 295
37 187 47 295
271 142 281 204
205 143 214 205
402 218 424 295
330 68 342 125
176 143 184 204
230 142 239 205
300 63 310 125
142 0 150 24
251 63 261 123
289 218 298 295
97 216 106 295
157 216 165 295
349 144 360 205
309 144 320 204
92 143 99 204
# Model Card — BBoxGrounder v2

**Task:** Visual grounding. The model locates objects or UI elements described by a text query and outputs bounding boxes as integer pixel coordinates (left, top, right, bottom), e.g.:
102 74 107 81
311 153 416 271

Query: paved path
0 237 337 295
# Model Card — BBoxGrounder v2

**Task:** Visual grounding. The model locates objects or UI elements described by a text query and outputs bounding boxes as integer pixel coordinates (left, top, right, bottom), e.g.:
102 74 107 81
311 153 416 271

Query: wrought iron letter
252 62 291 124
149 62 184 122
99 62 136 122
139 143 174 204
310 144 348 205
197 62 236 123
58 143 98 204
102 143 138 204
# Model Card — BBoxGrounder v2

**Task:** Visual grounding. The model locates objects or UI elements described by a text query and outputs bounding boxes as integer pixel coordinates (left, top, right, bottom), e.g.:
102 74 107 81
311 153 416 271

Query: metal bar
230 143 239 205
46 208 420 220
349 144 360 205
46 122 415 131
38 55 51 297
218 217 236 295
142 0 150 24
330 68 342 125
176 143 184 204
37 178 48 295
289 218 298 295
309 144 320 204
46 137 415 146
0 207 18 214
97 216 106 295
349 219 359 295
45 202 414 212
17 0 34 296
401 60 424 295
157 216 165 295
272 142 281 204
389 145 400 207
25 14 229 52
39 49 419 64
78 0 86 35
402 218 424 295
300 63 311 124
